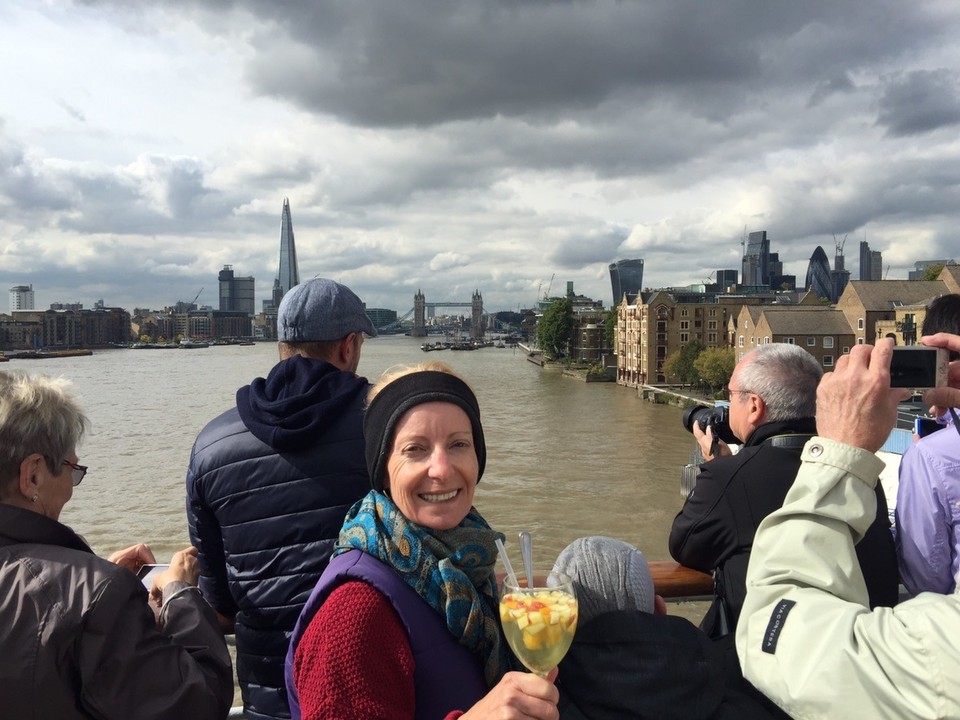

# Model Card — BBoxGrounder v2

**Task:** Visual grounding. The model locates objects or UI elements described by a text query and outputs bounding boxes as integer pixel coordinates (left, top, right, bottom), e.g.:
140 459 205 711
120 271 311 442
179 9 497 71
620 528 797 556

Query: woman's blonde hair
367 361 467 405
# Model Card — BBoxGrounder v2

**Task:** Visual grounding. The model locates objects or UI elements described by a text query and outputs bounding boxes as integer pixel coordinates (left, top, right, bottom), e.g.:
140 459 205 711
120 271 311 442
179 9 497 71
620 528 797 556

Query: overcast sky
3 1 960 315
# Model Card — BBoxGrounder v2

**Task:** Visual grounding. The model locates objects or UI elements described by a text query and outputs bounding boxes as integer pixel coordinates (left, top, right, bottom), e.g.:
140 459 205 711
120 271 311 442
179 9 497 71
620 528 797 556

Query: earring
31 494 38 503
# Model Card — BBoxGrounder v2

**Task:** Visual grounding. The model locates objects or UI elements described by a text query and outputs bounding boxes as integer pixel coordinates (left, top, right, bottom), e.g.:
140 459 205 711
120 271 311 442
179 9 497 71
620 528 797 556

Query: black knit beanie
364 370 486 491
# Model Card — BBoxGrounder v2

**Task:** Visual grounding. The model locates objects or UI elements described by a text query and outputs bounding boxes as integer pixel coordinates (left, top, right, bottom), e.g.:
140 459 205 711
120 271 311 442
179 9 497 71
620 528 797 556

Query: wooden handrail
497 561 712 600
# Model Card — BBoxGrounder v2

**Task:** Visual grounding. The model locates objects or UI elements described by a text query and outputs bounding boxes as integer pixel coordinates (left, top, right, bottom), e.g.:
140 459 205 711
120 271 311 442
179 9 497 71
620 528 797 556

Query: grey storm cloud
877 69 960 137
235 0 943 129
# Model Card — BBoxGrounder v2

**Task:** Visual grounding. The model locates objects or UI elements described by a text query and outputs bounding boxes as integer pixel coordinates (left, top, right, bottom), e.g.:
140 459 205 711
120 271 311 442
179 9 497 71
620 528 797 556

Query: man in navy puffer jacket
186 278 376 720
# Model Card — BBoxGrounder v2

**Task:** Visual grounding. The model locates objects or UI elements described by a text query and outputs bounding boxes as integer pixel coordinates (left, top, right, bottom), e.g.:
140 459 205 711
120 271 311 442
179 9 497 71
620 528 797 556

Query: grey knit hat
552 536 655 623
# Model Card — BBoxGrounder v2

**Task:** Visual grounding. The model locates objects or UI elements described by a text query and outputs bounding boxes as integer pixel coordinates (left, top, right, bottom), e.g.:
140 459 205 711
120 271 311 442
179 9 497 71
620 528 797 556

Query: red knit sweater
293 580 466 720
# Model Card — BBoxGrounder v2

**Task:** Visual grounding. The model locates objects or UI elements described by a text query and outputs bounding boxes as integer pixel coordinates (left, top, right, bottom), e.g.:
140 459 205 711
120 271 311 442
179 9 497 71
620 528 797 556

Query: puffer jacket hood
237 355 368 452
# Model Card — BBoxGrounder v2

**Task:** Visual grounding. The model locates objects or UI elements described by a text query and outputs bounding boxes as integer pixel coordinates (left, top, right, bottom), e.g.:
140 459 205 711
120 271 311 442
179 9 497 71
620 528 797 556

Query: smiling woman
284 362 561 720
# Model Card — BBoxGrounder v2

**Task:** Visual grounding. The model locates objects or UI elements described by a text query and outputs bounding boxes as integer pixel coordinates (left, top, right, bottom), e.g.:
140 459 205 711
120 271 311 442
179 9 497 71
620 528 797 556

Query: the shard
277 197 300 297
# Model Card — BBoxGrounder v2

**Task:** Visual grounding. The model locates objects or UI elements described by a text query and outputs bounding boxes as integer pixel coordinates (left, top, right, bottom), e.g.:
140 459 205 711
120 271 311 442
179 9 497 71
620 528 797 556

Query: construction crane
189 287 203 309
544 273 555 300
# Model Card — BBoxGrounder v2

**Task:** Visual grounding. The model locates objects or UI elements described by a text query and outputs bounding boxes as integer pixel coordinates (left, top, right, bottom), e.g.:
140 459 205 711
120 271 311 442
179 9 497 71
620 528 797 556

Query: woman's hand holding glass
460 668 559 720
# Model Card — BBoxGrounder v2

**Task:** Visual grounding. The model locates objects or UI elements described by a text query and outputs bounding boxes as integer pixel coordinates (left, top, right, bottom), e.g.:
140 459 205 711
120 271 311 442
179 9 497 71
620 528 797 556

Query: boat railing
495 562 712 601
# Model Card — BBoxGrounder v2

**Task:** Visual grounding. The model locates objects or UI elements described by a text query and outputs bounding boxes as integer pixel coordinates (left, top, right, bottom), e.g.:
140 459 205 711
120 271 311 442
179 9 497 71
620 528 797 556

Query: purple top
896 416 960 595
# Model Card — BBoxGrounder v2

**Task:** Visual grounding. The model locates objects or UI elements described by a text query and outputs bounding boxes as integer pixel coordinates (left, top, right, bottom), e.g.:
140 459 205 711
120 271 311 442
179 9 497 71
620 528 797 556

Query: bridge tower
471 290 484 339
413 290 427 337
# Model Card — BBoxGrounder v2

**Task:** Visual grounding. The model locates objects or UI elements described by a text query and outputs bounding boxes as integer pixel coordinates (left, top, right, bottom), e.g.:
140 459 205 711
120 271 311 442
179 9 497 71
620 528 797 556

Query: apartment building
616 291 737 386
836 273 959 345
734 306 854 369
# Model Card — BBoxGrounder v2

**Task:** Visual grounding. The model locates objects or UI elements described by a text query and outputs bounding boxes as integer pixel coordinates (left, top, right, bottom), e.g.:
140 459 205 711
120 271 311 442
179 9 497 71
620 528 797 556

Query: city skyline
4 3 960 313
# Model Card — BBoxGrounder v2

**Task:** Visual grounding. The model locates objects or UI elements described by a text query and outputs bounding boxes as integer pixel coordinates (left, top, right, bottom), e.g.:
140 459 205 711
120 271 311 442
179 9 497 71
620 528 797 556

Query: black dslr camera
682 404 739 445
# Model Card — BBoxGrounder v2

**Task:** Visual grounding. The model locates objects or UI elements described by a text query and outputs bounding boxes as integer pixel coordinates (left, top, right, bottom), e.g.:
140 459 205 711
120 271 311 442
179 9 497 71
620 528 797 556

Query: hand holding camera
683 404 739 461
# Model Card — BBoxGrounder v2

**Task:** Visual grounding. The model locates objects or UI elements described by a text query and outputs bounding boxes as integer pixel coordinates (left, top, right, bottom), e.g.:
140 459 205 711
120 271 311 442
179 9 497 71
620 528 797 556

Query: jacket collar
743 417 817 447
0 503 93 554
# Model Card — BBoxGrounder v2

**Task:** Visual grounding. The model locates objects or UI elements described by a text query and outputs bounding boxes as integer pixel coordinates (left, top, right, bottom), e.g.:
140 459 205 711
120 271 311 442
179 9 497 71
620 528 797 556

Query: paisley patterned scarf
335 490 513 687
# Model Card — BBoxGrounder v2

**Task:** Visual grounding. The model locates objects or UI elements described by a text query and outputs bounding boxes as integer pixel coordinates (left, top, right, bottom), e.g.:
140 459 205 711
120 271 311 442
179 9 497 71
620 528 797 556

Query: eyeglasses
727 387 751 395
62 460 88 486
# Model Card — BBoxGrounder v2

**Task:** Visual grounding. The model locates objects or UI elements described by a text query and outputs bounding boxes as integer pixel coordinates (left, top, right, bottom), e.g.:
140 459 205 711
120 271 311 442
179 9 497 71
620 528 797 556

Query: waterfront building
615 291 739 385
9 284 34 312
609 259 644 306
836 276 959 345
277 198 300 299
571 313 612 365
859 241 883 281
733 304 853 370
0 313 41 349
2 307 131 349
218 265 256 315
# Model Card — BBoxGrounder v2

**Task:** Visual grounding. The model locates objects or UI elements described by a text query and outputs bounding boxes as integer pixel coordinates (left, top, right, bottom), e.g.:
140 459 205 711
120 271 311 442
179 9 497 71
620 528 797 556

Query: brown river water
11 334 697 569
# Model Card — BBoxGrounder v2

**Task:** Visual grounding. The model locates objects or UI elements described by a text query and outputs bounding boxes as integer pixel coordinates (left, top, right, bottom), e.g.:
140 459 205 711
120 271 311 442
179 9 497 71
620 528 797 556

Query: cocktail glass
499 571 578 677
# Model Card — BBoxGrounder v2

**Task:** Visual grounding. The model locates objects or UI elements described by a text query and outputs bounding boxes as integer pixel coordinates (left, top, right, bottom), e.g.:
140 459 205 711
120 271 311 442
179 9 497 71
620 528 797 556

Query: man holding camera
669 343 898 638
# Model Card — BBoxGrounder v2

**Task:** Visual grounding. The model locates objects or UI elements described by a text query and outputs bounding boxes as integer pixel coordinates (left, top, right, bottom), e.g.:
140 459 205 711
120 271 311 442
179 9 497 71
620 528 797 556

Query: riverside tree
537 297 574 359
694 346 736 394
662 339 705 384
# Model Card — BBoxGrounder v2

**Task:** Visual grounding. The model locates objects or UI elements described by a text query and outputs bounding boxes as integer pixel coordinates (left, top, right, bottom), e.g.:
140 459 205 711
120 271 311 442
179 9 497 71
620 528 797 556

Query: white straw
495 538 519 587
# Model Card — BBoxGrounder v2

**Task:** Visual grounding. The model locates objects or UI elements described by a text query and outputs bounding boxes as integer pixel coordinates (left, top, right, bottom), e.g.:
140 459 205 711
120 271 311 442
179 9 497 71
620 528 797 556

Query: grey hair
0 371 88 498
737 343 822 422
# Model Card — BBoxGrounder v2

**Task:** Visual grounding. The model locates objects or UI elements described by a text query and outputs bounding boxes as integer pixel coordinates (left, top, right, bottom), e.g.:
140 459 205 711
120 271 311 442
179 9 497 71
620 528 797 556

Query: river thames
7 335 697 570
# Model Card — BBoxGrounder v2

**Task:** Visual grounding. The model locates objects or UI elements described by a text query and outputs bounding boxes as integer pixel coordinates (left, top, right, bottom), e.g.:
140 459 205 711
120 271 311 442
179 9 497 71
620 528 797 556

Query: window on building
708 333 716 342
681 308 689 317
680 333 689 342
824 337 834 348
842 347 850 354
858 318 864 330
857 338 864 344
823 355 834 367
739 335 744 347
710 309 717 316
786 337 795 344
680 321 689 329
807 337 816 347
708 321 717 329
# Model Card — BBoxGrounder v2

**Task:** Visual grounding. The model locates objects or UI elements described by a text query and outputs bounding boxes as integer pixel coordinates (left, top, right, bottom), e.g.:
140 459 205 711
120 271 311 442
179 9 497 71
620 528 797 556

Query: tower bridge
412 290 484 338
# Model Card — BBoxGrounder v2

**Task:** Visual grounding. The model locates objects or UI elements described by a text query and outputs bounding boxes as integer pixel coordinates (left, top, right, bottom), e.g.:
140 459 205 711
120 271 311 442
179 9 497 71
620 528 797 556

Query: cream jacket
736 438 960 720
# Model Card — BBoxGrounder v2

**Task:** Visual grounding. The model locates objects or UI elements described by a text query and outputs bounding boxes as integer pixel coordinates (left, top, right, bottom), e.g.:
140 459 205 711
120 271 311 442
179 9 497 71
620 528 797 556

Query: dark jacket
669 418 899 636
557 610 788 720
186 355 371 720
0 503 233 720
285 550 487 720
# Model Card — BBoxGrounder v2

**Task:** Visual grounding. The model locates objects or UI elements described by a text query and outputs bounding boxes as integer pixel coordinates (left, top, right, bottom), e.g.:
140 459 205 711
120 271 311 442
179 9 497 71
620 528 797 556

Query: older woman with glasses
0 370 233 720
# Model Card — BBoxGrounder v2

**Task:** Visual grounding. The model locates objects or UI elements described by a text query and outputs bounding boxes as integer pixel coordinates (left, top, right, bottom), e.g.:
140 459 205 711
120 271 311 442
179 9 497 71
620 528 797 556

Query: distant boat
4 349 93 359
421 342 447 352
179 339 210 349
